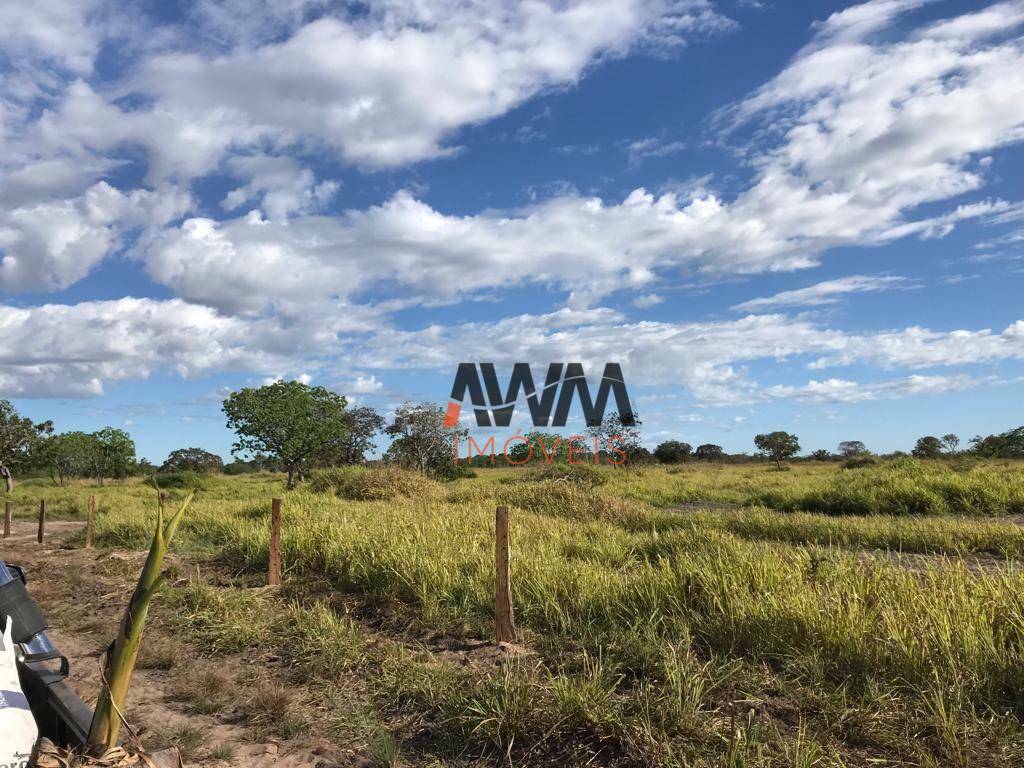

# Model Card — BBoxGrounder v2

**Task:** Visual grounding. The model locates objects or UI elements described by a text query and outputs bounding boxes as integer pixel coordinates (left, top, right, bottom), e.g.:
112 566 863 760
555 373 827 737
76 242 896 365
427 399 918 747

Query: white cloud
134 1 1024 316
221 155 338 220
34 1 733 176
0 182 191 292
0 297 333 397
633 293 666 308
330 309 1024 405
0 0 106 73
732 274 912 311
346 374 384 394
626 136 687 164
1 295 1021 405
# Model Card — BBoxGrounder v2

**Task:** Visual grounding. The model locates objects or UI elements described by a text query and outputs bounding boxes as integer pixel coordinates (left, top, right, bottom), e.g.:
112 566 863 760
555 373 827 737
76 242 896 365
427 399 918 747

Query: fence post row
85 495 95 549
268 497 282 586
37 500 45 544
495 505 516 643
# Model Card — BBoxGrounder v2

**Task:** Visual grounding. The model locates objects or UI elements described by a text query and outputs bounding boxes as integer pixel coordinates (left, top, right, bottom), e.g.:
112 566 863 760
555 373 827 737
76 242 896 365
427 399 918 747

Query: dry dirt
0 520 350 768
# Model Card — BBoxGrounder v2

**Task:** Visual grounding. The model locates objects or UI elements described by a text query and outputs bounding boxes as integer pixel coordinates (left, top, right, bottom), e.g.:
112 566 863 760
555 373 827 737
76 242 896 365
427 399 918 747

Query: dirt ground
0 520 350 768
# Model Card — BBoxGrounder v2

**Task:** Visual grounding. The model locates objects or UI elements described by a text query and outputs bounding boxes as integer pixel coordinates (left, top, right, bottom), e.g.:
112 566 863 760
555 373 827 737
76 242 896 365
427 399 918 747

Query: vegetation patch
308 465 440 501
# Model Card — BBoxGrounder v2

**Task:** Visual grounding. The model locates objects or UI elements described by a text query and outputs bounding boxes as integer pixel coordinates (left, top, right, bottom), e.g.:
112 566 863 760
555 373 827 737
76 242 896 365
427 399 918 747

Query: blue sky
1 0 1023 463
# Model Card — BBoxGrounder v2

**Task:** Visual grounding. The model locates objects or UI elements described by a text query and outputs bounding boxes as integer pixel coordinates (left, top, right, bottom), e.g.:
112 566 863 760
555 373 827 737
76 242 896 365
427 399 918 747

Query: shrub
495 481 643 522
758 458 1024 516
842 455 877 469
512 463 607 489
308 466 439 501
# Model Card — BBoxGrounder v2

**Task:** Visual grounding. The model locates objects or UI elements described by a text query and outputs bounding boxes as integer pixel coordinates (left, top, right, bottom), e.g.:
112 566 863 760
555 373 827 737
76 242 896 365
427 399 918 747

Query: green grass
20 463 1024 765
613 458 1024 516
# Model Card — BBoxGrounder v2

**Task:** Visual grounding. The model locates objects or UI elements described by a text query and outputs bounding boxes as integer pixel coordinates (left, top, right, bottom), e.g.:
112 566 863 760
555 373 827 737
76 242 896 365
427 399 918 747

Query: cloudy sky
2 0 1023 461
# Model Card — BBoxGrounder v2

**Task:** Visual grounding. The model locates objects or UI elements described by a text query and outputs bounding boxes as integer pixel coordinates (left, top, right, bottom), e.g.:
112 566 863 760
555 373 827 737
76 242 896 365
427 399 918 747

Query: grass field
5 459 1024 766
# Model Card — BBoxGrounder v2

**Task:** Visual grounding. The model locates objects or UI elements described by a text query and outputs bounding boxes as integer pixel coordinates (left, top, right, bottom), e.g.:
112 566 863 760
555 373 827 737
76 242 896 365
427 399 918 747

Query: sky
1 0 1023 463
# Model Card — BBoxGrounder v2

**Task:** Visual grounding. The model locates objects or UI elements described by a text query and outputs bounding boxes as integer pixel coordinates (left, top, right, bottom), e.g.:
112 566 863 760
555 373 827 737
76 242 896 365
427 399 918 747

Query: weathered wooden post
495 505 516 643
268 497 282 586
3 502 10 539
85 494 95 549
37 500 45 543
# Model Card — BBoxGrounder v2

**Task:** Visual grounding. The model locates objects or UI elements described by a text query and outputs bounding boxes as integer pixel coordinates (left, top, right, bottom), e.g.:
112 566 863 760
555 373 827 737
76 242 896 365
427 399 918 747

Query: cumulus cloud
220 155 338 220
136 1 1024 315
331 309 1024 405
1 294 1021 404
732 274 913 311
0 0 106 73
0 182 191 292
0 297 333 397
33 0 733 176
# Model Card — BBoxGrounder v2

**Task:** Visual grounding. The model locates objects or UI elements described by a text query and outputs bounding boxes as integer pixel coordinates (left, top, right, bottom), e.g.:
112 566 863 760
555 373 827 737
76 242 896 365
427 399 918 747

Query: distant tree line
650 425 1024 466
4 383 1022 492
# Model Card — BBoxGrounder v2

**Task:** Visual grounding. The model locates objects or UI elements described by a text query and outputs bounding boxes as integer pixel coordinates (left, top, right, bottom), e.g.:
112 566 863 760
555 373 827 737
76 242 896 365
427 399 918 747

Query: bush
511 463 608 489
495 481 643 522
223 460 257 475
757 458 1024 516
842 456 877 469
308 466 440 501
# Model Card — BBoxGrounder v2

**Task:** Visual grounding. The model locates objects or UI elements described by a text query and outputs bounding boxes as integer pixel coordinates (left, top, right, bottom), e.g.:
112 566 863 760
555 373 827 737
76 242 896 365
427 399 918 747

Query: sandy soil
0 520 346 768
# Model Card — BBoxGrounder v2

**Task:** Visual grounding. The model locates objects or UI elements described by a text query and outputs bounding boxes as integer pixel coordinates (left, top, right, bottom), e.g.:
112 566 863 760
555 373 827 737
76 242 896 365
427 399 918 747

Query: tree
694 443 724 461
223 380 350 488
314 406 385 465
837 440 867 458
754 431 801 469
0 400 51 492
136 458 157 475
654 440 692 464
161 447 224 473
38 431 95 486
969 426 1024 458
385 402 467 476
942 434 960 454
912 435 944 459
91 427 136 484
506 432 572 464
587 412 643 465
810 449 833 461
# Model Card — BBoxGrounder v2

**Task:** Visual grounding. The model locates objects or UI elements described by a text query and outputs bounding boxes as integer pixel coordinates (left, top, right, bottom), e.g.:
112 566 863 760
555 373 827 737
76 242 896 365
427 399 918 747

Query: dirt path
0 525 345 767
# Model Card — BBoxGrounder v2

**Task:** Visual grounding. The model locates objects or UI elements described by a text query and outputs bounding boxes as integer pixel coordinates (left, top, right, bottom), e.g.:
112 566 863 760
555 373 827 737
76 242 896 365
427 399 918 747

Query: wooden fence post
268 498 282 586
495 505 516 643
85 495 95 549
3 502 10 539
37 500 45 544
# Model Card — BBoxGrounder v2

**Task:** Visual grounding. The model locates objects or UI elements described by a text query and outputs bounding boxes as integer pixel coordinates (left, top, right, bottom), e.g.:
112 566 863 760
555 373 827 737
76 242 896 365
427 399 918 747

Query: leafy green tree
223 380 350 488
505 432 570 464
223 459 257 475
161 447 224 473
912 435 944 459
754 431 801 469
694 443 724 461
91 427 136 484
0 400 51 492
313 405 385 465
969 427 1024 458
38 431 96 486
942 434 960 454
587 412 643 465
810 449 834 461
136 458 157 475
654 440 692 464
385 402 467 477
837 440 867 458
